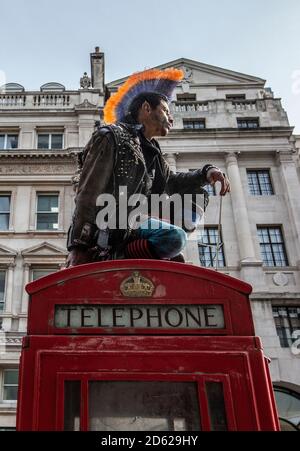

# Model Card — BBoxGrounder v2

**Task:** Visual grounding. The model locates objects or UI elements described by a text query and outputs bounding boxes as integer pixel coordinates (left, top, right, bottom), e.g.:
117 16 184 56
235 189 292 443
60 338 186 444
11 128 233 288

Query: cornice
0 148 82 159
167 126 294 137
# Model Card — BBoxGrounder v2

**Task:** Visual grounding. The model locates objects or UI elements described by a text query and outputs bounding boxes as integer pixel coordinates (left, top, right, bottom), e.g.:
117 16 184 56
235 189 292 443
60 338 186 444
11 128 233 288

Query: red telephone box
16 260 280 431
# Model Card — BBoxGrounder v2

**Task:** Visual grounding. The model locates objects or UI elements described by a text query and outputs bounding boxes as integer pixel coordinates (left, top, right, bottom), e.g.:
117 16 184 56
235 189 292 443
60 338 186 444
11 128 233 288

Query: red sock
125 239 155 259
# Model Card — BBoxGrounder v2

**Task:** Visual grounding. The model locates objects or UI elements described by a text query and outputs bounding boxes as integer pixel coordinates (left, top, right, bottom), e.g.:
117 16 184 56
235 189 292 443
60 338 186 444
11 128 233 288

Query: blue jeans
136 218 187 259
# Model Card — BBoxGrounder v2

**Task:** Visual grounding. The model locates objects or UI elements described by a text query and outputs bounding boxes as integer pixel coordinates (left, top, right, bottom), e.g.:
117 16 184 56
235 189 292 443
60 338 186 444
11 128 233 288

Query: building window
0 134 18 150
177 93 197 102
247 170 274 196
183 120 206 130
272 306 300 348
237 118 259 129
37 133 63 150
2 369 19 401
0 271 6 312
36 194 59 230
198 227 225 268
0 195 11 230
226 94 246 101
32 268 58 281
257 227 288 267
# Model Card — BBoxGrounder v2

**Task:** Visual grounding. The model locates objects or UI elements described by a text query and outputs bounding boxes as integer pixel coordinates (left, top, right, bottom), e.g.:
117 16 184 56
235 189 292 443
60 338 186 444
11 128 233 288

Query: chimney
90 46 104 92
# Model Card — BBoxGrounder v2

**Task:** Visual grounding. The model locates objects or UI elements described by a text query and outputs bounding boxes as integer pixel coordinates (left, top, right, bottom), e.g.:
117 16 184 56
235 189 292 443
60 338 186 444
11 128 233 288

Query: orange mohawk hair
103 67 184 124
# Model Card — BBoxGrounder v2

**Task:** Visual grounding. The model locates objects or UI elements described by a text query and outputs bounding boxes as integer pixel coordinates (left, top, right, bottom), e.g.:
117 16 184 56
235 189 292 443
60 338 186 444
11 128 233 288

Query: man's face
149 99 173 137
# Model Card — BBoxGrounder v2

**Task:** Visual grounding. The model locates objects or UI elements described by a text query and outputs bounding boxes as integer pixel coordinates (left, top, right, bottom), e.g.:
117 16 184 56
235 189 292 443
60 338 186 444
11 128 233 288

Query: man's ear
141 101 151 115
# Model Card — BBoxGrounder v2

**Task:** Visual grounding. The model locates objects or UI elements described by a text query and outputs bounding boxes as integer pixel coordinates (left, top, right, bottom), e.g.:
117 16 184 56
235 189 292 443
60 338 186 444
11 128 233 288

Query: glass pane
0 214 9 230
0 196 10 212
64 381 81 431
51 134 63 149
205 381 228 431
36 213 58 230
274 390 300 427
0 135 4 149
89 381 200 431
0 271 5 301
32 269 57 281
7 135 18 149
3 386 18 401
37 195 58 212
37 134 49 149
4 369 19 385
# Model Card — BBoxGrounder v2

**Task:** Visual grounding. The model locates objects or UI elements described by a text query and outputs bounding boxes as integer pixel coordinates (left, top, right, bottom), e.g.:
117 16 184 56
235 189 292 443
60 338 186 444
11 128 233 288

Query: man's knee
168 227 187 253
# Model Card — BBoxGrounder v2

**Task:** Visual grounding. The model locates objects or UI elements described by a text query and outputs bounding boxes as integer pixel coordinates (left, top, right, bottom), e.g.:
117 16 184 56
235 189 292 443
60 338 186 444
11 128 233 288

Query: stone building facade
0 48 299 429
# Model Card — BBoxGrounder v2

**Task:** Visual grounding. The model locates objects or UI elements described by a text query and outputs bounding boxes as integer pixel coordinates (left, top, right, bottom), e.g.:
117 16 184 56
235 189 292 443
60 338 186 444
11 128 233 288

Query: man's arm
166 164 230 196
66 130 115 266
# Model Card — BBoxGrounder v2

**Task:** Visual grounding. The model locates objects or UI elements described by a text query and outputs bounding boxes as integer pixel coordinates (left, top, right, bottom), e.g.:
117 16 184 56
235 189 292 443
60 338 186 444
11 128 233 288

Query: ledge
0 148 82 159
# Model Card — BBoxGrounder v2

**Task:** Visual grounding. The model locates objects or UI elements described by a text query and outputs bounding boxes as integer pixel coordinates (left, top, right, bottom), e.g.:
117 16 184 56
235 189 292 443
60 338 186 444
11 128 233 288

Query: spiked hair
103 68 184 124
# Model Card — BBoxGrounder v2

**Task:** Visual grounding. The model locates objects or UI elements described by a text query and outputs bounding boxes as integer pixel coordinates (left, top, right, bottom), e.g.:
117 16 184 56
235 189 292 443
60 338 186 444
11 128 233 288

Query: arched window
273 385 300 430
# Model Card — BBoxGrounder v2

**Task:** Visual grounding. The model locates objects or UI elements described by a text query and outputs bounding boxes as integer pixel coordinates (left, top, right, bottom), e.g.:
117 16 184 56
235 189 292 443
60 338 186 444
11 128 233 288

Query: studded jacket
67 123 213 251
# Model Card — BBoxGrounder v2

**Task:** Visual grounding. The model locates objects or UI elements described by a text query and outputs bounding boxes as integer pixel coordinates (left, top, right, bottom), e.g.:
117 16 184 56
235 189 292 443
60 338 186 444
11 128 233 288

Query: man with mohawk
66 68 230 266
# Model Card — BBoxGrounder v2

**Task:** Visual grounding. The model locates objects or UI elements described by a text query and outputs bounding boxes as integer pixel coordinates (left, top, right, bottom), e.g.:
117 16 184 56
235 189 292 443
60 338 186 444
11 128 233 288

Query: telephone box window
205 381 228 431
64 381 81 431
88 381 200 431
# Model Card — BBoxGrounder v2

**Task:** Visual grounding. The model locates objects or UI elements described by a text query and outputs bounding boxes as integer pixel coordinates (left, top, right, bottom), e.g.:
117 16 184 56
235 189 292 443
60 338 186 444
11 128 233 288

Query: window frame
237 118 260 129
272 306 300 348
2 369 19 402
35 193 60 231
31 267 59 282
37 133 64 150
177 93 197 102
183 119 206 130
226 94 246 101
0 133 19 150
0 270 7 313
247 169 274 196
257 226 289 267
0 194 11 230
198 226 226 269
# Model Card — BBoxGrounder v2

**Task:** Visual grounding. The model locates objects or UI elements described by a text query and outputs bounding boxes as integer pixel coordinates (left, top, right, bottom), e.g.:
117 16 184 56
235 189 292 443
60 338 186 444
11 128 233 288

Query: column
19 263 31 332
21 263 31 314
4 263 15 314
2 263 15 331
276 151 300 264
164 153 177 173
225 153 259 264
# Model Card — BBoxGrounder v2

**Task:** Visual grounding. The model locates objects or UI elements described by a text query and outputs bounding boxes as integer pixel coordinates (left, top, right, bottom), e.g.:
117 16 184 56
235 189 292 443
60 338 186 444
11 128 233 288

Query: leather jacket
67 122 213 252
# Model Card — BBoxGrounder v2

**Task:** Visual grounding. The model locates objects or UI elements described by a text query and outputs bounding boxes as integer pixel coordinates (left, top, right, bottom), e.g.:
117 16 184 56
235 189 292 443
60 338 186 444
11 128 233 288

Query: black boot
169 253 185 263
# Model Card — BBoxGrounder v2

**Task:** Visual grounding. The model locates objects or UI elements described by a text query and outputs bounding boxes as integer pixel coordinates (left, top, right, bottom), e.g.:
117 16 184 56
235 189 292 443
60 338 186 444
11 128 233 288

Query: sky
1 0 300 132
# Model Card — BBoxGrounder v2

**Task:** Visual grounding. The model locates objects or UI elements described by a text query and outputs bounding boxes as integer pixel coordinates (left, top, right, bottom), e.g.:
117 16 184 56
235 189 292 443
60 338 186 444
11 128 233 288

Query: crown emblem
120 271 155 298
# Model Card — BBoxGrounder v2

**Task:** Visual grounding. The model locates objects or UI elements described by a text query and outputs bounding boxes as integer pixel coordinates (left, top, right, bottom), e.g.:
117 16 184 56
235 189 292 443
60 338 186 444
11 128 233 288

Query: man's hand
206 168 231 196
66 247 96 268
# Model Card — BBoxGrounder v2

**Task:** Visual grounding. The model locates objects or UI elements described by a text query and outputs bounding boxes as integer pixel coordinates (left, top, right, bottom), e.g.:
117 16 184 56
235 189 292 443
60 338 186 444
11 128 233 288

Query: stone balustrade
0 93 79 109
33 94 70 107
0 95 26 107
171 98 269 114
172 101 209 113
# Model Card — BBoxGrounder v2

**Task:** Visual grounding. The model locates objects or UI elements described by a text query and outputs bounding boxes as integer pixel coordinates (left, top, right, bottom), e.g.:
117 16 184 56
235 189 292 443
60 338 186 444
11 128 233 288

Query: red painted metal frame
26 260 254 337
17 261 280 431
55 372 237 431
17 335 279 431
